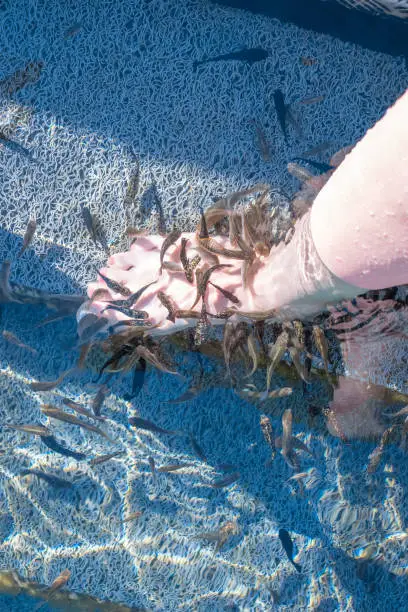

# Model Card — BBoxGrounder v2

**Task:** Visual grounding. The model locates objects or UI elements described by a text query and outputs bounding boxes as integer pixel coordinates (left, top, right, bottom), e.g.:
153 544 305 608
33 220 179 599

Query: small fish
299 95 325 105
64 23 82 39
157 291 178 323
161 261 183 272
2 330 37 354
275 436 313 457
0 260 12 300
300 56 317 66
114 279 157 310
289 346 310 383
103 304 148 319
0 132 33 160
41 434 86 460
80 204 98 246
123 511 143 523
157 463 194 473
98 271 132 297
206 471 240 489
265 330 289 393
278 529 302 573
166 385 201 404
148 456 156 474
124 358 146 400
260 415 276 462
312 325 330 377
194 301 210 347
209 281 240 305
223 321 250 378
92 384 109 417
136 345 180 376
194 48 268 69
250 119 271 162
195 520 238 552
41 405 114 443
20 469 72 488
287 162 313 183
29 368 74 391
302 141 332 157
124 159 140 207
62 398 104 422
89 451 125 466
34 569 71 611
191 264 232 309
180 238 196 283
273 89 288 143
367 426 396 473
159 228 181 273
6 424 50 437
245 332 258 377
128 416 182 436
281 409 300 471
0 61 43 96
238 386 292 400
189 433 207 462
292 157 334 174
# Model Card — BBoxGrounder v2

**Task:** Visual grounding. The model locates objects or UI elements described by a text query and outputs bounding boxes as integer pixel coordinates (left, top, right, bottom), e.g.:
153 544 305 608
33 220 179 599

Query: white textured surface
0 0 407 610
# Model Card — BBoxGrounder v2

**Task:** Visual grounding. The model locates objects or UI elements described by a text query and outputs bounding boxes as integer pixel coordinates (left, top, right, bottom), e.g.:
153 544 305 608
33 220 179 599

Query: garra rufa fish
193 47 268 70
89 451 125 467
157 463 194 473
273 89 288 143
135 345 180 376
98 271 132 297
260 415 276 462
34 569 71 611
80 204 98 246
41 434 86 461
18 218 36 257
41 405 114 443
6 424 50 437
195 520 239 552
91 384 109 417
128 416 183 436
159 228 181 274
30 368 75 391
278 529 302 573
205 471 240 489
2 330 37 354
20 469 72 488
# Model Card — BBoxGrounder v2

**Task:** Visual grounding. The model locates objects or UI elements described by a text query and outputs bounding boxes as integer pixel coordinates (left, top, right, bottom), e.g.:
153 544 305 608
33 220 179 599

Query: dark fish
260 415 276 462
302 141 333 157
0 260 12 300
157 291 178 323
0 132 33 160
194 48 268 69
124 358 146 400
189 433 207 462
92 384 109 417
20 469 72 488
250 119 271 162
206 471 240 489
180 238 194 283
191 264 232 310
103 304 148 319
157 463 194 473
89 451 125 466
110 280 157 308
292 157 334 173
209 281 240 305
214 463 237 472
159 228 181 274
166 385 201 404
34 569 71 611
108 319 152 334
273 90 288 143
62 398 105 422
0 61 43 96
98 271 132 297
41 405 114 443
41 434 86 460
64 23 82 39
124 159 140 207
223 320 250 378
128 416 182 436
2 330 37 354
281 408 299 470
6 424 50 437
80 204 98 246
194 301 210 347
148 456 156 474
278 529 302 572
29 368 74 391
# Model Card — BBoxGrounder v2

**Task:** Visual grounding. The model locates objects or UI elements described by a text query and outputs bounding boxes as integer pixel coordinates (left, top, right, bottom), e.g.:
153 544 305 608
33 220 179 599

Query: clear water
0 1 407 611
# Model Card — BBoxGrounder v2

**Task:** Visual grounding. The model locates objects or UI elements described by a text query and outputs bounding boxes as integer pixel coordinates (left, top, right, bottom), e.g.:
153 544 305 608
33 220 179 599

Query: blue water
0 1 407 611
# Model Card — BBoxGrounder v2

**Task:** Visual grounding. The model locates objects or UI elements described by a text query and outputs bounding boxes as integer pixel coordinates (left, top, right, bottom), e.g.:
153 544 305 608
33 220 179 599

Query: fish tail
292 561 302 573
